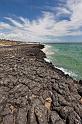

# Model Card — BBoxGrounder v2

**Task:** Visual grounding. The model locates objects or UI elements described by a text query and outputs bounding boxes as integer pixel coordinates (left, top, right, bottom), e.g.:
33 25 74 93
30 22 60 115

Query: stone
78 87 82 96
44 97 52 110
50 111 65 124
80 98 82 104
0 42 81 124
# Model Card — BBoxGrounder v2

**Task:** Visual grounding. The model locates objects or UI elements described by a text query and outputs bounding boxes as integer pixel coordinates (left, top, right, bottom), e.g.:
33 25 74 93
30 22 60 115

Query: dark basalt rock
79 80 82 85
0 43 82 124
78 88 82 96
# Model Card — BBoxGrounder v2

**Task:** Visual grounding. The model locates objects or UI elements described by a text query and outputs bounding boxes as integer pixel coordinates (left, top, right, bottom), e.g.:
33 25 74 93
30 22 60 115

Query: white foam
55 66 78 78
43 45 78 79
42 45 54 56
44 58 51 63
44 57 77 78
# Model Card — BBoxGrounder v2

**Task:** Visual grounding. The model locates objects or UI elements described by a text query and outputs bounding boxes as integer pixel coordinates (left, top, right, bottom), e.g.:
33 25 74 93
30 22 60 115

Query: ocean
43 43 82 80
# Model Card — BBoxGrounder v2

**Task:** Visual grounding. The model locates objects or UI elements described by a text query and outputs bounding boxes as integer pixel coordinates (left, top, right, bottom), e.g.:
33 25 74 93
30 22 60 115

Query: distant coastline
44 42 82 44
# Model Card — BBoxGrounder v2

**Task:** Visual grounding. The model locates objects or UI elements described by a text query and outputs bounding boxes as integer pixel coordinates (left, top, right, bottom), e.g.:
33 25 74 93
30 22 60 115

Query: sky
0 0 82 42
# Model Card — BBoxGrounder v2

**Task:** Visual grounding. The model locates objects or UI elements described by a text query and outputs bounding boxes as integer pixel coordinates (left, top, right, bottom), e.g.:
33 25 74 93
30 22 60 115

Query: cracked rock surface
0 44 82 124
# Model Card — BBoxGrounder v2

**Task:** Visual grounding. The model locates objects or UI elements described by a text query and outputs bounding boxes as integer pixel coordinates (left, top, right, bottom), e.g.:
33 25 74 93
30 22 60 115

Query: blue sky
0 0 82 42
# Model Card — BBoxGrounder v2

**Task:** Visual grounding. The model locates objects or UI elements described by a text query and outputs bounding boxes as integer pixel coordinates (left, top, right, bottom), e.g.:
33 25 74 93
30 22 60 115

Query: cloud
57 7 71 15
0 22 11 29
0 0 82 42
5 17 23 28
0 25 6 29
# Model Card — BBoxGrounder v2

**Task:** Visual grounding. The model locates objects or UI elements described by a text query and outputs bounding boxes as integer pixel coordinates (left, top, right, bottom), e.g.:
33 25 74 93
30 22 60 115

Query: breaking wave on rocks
43 44 78 79
42 45 54 56
44 57 77 79
55 66 78 78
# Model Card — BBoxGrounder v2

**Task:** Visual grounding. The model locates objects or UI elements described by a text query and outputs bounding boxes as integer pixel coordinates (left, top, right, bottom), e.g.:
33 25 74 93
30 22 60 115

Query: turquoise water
45 43 82 80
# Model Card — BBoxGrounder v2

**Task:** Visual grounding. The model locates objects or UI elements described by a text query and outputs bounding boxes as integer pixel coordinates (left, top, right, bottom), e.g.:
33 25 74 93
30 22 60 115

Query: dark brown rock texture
0 43 82 124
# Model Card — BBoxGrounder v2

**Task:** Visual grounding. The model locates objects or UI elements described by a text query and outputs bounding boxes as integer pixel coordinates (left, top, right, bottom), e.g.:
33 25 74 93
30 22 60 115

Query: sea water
43 43 82 80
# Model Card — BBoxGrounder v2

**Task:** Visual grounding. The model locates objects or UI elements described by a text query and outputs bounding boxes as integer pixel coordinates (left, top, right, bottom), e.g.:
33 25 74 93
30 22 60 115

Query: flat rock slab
0 44 82 124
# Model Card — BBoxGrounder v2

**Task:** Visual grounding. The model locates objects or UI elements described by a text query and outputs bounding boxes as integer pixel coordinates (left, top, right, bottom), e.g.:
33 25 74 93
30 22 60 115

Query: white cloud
0 22 11 29
0 0 82 42
56 7 71 17
5 17 23 28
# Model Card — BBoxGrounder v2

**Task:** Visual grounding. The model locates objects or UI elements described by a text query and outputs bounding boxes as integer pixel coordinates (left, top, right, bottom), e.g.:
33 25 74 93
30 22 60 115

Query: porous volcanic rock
0 43 82 124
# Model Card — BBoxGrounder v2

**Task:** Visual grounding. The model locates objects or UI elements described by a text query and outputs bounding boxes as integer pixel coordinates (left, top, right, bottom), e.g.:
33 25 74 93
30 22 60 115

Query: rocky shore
0 43 82 124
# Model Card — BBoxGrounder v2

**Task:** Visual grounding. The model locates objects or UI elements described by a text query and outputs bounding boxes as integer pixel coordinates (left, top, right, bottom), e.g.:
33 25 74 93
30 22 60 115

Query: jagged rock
0 43 81 124
80 98 82 104
78 87 82 96
3 114 15 124
44 97 52 110
50 111 65 124
17 108 27 124
66 111 81 124
79 80 82 85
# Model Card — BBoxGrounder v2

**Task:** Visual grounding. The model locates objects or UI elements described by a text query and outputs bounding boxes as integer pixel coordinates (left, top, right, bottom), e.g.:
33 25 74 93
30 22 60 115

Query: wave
44 57 78 79
44 58 51 63
42 45 54 56
55 66 78 78
43 44 78 79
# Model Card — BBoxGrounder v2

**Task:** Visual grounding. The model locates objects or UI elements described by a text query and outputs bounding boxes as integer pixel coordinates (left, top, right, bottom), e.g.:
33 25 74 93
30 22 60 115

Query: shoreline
42 44 79 80
42 44 74 79
0 43 82 124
